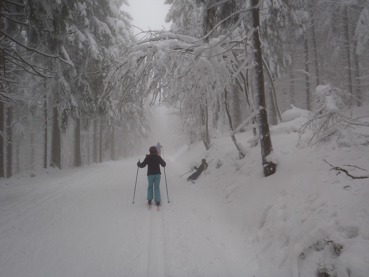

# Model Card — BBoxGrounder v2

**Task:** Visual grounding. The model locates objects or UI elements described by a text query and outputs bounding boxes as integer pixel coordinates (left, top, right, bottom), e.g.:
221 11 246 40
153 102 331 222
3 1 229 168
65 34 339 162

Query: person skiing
187 158 208 183
137 146 166 206
156 142 163 156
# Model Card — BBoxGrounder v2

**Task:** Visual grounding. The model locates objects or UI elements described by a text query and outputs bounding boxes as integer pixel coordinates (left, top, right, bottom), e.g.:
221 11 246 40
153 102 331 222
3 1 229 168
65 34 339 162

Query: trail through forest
1 105 369 277
0 157 248 277
0 107 248 277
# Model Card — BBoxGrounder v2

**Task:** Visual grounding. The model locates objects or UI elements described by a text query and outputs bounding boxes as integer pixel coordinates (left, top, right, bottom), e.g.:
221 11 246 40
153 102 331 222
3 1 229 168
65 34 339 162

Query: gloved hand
194 166 198 170
137 162 140 167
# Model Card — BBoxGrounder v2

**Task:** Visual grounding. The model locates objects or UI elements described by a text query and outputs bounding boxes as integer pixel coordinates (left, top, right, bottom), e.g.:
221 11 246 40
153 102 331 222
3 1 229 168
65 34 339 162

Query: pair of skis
148 203 160 211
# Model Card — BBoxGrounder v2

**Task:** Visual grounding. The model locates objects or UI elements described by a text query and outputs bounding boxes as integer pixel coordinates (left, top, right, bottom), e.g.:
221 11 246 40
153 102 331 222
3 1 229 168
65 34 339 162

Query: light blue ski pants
147 174 161 202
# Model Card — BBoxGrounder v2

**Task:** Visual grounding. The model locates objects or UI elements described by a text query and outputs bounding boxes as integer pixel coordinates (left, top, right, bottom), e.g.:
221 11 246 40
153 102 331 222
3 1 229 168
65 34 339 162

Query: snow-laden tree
25 0 135 169
27 0 72 169
284 0 313 111
314 0 368 106
0 0 136 176
1 0 71 175
107 0 279 176
355 2 369 55
64 0 134 165
298 83 369 147
164 0 203 37
352 0 369 106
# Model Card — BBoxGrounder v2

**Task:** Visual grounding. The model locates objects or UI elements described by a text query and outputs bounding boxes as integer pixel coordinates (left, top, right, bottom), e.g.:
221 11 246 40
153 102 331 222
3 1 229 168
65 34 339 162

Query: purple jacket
138 154 166 175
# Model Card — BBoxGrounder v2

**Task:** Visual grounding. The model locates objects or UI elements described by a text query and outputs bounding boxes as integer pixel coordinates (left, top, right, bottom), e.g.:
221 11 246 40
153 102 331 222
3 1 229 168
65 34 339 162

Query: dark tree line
0 0 144 178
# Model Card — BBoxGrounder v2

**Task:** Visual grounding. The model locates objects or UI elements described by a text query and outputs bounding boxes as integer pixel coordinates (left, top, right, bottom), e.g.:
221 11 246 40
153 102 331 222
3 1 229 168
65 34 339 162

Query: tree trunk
225 88 245 159
0 47 6 177
289 49 296 105
93 117 98 163
213 97 221 129
343 6 353 97
353 39 361 106
15 137 20 175
0 8 4 177
30 117 35 170
200 102 210 150
251 118 258 147
43 88 48 169
267 85 278 125
50 106 61 169
110 125 115 160
99 116 103 163
201 1 214 150
74 117 81 167
309 1 320 87
203 2 217 43
0 62 4 178
87 119 91 165
232 84 242 130
6 105 12 177
304 37 311 111
250 0 276 177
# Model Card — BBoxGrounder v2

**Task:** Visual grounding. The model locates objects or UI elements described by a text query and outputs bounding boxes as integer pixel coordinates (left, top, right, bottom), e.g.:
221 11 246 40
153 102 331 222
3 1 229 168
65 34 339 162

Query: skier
137 146 166 206
156 142 163 156
187 158 208 183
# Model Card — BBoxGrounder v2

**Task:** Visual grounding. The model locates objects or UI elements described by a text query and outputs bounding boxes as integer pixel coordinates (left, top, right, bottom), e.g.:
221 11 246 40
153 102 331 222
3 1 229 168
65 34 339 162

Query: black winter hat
149 146 158 154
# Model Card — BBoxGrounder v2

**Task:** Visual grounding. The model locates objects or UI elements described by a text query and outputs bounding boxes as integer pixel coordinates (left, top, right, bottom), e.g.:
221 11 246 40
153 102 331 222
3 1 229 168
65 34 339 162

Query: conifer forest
1 0 368 178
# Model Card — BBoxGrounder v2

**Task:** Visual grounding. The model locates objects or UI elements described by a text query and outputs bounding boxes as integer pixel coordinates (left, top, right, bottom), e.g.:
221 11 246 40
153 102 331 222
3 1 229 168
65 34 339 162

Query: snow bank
281 104 310 122
179 104 369 277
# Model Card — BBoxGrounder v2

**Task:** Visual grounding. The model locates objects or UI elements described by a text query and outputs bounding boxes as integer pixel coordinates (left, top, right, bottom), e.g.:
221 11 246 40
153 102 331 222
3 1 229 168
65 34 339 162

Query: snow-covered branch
0 30 74 67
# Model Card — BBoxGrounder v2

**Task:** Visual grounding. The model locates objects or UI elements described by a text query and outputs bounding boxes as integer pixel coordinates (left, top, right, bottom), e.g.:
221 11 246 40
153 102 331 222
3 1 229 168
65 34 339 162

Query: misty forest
1 0 368 177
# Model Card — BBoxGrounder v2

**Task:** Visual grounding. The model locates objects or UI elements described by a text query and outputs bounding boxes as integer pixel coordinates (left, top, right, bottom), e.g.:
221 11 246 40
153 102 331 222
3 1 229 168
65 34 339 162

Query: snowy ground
1 105 369 277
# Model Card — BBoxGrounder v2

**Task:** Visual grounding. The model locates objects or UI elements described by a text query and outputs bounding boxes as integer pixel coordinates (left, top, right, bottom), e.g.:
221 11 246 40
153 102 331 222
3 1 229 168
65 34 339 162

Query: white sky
124 0 170 33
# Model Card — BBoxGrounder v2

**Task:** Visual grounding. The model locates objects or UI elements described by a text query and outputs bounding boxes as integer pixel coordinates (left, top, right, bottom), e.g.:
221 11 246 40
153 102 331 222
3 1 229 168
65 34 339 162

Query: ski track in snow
147 207 166 276
0 158 244 277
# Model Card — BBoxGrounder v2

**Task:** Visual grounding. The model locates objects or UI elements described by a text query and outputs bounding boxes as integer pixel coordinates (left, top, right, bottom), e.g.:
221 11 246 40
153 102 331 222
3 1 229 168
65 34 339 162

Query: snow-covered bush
298 84 365 146
313 85 351 115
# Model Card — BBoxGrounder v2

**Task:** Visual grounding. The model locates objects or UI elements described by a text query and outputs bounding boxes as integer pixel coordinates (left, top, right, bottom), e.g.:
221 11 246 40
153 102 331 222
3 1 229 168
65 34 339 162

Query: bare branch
4 15 28 26
0 76 18 83
5 56 53 78
324 159 369 179
342 164 368 172
13 51 54 78
341 118 369 127
1 0 26 8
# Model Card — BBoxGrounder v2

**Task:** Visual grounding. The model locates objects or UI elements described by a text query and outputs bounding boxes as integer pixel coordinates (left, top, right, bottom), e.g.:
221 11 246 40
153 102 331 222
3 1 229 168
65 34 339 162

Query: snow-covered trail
0 158 246 277
0 105 250 276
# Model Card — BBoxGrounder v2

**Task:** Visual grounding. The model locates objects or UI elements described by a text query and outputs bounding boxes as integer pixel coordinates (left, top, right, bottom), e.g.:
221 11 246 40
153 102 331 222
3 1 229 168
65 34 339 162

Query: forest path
0 106 248 277
0 158 245 277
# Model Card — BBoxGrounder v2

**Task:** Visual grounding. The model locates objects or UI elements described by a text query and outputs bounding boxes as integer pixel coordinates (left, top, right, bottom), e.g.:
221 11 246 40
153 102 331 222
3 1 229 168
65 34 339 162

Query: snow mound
271 106 310 136
281 105 310 122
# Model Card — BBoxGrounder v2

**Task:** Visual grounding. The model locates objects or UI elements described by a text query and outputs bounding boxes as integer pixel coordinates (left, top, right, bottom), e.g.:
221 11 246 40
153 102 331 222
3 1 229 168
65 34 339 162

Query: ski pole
132 159 140 204
164 167 170 203
179 168 193 178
